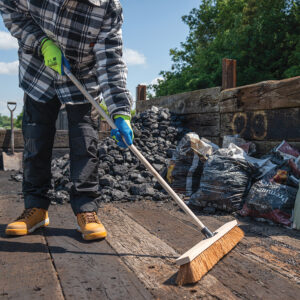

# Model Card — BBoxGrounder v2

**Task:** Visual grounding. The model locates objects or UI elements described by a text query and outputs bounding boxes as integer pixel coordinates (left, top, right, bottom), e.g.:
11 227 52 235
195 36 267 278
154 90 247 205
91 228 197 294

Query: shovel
2 102 23 171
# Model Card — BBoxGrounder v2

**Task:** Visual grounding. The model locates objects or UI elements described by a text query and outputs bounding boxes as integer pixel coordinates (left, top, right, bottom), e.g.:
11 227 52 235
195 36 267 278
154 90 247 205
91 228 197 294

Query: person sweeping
0 0 133 240
1 0 246 286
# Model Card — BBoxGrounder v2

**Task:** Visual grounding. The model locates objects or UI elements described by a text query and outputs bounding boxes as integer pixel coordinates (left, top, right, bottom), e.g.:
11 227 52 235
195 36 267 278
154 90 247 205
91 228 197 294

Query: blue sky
0 0 200 116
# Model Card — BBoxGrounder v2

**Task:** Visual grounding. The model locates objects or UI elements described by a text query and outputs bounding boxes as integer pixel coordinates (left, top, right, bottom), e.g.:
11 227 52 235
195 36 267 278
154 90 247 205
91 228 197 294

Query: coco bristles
176 226 244 285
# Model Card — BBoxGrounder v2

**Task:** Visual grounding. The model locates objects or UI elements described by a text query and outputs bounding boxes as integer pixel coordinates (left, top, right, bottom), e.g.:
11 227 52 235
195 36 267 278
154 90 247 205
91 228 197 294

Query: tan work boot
77 212 107 241
5 208 49 236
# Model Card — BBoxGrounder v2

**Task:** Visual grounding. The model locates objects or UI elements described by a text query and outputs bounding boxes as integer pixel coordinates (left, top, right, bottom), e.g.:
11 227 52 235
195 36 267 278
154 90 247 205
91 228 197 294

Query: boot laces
16 208 37 220
81 212 100 224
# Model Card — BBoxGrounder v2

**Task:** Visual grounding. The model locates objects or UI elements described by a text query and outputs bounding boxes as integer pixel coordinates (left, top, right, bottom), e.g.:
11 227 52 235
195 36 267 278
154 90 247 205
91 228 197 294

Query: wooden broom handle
64 67 213 236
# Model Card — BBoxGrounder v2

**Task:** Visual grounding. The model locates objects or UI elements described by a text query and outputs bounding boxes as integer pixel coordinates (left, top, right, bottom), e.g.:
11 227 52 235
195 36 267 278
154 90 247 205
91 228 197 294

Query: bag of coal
189 144 254 212
240 179 297 226
166 133 216 196
274 140 300 160
222 134 256 155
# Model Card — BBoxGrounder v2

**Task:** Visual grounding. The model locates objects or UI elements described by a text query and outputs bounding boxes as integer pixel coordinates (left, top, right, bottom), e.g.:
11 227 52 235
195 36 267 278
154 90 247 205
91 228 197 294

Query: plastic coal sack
240 179 297 226
189 144 254 212
166 133 218 196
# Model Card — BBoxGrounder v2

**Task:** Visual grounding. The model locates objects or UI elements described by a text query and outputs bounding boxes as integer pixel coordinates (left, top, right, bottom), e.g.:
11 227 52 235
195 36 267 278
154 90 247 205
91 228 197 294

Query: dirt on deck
0 170 299 300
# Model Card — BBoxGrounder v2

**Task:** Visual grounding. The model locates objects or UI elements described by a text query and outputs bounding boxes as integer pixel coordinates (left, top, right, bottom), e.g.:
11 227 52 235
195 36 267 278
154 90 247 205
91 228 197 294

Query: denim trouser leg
66 103 100 215
23 94 61 209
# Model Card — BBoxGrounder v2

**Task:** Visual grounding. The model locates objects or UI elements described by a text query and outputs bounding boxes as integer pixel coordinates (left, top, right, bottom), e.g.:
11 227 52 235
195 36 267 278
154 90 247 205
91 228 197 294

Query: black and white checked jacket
0 0 132 117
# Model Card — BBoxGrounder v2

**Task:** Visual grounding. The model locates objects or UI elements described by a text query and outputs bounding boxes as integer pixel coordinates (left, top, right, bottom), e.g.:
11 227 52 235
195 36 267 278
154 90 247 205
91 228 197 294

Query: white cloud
0 61 19 75
151 76 164 85
124 48 146 66
0 31 18 50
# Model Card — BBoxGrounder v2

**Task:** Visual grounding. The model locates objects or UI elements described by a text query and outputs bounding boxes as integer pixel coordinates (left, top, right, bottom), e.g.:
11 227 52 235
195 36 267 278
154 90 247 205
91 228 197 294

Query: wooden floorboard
1 173 299 300
117 201 300 300
45 204 153 300
0 195 64 300
99 204 237 300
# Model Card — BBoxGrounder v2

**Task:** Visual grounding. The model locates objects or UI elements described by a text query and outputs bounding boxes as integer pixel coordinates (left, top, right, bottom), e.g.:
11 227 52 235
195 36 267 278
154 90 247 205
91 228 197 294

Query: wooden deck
0 171 299 299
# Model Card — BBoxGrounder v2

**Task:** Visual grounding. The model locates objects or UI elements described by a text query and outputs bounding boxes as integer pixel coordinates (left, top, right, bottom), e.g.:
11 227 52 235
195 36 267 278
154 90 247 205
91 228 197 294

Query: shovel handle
7 102 17 154
64 67 213 237
7 102 17 112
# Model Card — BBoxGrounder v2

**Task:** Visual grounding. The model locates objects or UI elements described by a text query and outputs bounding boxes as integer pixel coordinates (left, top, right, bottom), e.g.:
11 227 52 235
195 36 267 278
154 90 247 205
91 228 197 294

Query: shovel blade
2 152 23 171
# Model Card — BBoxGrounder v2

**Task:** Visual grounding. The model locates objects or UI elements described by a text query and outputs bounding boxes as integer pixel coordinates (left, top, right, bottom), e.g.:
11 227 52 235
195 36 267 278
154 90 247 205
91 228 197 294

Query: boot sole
5 219 50 236
76 226 107 240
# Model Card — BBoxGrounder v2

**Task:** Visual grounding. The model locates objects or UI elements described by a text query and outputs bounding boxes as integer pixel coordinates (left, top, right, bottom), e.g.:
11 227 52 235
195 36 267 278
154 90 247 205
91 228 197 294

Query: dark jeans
22 94 100 215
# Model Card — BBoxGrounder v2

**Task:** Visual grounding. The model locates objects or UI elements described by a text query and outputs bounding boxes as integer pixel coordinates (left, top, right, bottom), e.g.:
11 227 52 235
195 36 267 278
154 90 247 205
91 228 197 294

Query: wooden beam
136 87 221 114
253 140 300 155
0 129 110 149
220 108 300 141
220 76 300 113
222 58 237 90
136 84 147 101
182 113 220 138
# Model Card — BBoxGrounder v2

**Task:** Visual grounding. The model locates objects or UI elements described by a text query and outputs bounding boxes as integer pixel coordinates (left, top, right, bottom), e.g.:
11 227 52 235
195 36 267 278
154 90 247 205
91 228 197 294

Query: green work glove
111 115 134 148
41 38 64 75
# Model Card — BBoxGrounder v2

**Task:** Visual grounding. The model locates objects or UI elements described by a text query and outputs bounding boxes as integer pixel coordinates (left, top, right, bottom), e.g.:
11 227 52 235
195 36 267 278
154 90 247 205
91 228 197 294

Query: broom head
176 220 244 285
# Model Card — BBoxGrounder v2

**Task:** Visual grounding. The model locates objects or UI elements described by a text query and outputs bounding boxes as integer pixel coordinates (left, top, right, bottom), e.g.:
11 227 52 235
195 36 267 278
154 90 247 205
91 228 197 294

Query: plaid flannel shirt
0 0 133 117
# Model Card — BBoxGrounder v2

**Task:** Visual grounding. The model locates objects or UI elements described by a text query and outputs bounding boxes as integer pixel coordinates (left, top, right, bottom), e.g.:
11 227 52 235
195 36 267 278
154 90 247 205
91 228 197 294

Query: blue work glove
41 38 70 75
111 115 134 148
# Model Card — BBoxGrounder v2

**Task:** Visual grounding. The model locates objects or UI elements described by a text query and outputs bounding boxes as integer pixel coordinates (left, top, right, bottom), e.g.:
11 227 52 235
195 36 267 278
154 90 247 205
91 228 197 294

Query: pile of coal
48 106 188 204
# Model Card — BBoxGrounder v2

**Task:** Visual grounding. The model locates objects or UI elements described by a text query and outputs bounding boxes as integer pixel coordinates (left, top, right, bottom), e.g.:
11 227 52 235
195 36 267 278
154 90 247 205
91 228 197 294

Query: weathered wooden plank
100 204 238 300
220 108 300 141
0 129 24 149
136 84 147 101
0 129 110 149
253 141 300 155
99 205 182 300
136 87 221 114
119 201 300 300
222 58 237 90
182 113 220 137
45 204 153 300
0 195 64 300
220 76 300 113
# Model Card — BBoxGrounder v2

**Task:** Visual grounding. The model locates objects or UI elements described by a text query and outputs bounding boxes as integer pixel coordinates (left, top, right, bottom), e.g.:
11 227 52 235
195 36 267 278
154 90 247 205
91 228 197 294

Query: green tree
15 111 23 129
0 110 23 129
151 0 300 97
0 114 11 129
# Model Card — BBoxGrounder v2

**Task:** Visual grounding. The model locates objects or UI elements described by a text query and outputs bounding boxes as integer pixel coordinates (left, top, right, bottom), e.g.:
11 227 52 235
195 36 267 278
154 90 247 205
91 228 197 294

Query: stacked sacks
240 141 300 226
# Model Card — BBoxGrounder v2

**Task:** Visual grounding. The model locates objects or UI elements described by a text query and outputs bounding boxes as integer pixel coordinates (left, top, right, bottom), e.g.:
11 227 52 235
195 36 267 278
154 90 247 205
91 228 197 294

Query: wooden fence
136 76 300 154
0 130 110 150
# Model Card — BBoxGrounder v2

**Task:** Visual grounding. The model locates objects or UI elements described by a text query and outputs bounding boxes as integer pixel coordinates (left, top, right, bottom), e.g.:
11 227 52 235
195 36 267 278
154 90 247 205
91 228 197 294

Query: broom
64 67 244 285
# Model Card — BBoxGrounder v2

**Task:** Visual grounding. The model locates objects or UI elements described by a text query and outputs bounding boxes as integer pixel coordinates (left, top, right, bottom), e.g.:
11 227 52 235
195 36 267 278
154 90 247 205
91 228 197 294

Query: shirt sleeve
93 0 133 118
0 0 47 54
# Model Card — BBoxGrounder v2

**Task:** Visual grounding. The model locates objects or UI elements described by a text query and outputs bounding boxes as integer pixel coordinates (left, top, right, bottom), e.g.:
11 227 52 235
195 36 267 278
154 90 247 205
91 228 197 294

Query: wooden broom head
176 221 244 285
